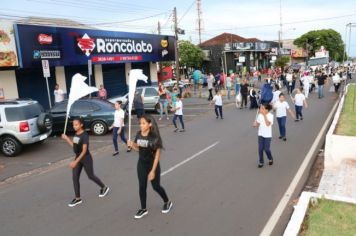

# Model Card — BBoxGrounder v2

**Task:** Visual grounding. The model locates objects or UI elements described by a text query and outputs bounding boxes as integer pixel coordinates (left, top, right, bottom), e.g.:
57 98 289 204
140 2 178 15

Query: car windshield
5 103 43 122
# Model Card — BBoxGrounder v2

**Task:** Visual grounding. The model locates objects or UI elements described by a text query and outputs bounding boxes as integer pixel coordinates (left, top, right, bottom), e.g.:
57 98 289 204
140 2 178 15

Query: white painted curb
283 191 356 236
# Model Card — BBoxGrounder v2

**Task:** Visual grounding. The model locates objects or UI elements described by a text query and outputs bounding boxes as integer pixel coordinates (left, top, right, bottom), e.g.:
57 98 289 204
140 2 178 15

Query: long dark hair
140 114 163 149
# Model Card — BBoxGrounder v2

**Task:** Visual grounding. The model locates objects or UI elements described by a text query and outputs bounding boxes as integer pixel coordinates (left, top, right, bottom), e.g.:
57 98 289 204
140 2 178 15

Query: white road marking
161 141 219 176
259 98 340 236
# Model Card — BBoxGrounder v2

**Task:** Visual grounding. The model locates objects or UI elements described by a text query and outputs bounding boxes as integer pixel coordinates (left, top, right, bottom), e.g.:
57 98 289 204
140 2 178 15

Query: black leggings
72 155 105 198
137 160 169 209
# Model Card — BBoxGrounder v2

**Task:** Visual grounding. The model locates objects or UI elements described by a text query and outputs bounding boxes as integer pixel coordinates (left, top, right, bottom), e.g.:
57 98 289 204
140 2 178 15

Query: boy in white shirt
54 84 64 104
293 88 308 122
210 90 223 119
109 101 130 156
273 93 296 141
172 95 185 132
253 103 274 168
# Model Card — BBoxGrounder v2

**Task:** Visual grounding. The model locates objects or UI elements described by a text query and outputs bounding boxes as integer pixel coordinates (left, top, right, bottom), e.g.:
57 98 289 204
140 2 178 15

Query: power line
192 12 356 32
178 0 195 24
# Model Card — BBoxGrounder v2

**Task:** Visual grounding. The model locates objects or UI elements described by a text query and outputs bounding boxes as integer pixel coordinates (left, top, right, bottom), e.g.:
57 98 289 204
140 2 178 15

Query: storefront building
0 21 175 108
200 33 279 74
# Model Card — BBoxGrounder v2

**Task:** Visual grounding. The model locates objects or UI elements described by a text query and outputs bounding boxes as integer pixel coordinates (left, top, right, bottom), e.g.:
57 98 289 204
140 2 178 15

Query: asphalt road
0 98 218 181
0 85 339 236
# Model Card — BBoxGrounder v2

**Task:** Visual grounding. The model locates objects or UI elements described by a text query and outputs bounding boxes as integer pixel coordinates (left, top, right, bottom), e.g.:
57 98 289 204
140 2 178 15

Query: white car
109 86 162 113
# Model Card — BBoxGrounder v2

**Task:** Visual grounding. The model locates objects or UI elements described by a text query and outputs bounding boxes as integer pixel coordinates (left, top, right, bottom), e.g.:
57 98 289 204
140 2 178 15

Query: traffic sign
42 60 50 78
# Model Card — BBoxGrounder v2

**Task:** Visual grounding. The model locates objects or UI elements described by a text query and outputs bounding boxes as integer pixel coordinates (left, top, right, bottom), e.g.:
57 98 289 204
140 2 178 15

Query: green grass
300 199 356 236
335 84 356 136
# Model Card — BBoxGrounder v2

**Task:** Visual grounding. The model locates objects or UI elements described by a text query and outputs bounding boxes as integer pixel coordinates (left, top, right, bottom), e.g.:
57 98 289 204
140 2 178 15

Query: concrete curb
284 191 356 236
259 94 341 236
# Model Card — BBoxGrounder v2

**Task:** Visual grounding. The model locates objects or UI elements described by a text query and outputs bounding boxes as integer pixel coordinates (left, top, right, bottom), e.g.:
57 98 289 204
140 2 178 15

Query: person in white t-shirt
272 84 281 105
54 84 65 104
273 93 296 141
300 72 311 98
253 103 274 168
109 101 130 156
210 90 223 119
292 88 308 122
171 95 185 132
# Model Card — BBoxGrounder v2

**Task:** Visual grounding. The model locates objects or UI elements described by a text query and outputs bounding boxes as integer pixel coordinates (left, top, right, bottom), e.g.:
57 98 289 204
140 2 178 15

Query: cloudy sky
2 0 356 56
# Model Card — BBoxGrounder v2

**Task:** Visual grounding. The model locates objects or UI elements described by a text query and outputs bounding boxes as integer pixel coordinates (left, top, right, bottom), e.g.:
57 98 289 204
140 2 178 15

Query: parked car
49 98 115 136
0 99 52 157
109 86 162 113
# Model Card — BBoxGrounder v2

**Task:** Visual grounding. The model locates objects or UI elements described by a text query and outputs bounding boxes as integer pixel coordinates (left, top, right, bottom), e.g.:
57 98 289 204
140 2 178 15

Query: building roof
199 33 260 47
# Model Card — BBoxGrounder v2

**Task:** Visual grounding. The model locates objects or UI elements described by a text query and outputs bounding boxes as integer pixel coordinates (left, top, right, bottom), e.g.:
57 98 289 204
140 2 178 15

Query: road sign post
88 59 92 98
42 60 52 108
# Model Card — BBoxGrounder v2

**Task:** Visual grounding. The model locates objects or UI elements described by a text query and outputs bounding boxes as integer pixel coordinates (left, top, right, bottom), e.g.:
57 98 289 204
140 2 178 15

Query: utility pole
157 21 162 81
173 7 181 81
196 0 203 45
278 0 282 52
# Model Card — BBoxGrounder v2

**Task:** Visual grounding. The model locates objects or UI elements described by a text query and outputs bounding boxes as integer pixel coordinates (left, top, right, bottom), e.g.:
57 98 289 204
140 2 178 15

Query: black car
49 98 115 136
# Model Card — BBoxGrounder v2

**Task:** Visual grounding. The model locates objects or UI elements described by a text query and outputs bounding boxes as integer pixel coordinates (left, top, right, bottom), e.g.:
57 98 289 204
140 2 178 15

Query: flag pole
63 114 69 134
128 109 132 141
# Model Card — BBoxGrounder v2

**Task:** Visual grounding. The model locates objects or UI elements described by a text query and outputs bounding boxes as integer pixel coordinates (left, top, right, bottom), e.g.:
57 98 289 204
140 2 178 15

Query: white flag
66 73 98 114
128 69 148 114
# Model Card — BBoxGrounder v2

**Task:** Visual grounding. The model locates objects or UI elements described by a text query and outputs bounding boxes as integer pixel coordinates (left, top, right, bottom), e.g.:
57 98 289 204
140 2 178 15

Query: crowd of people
59 62 354 220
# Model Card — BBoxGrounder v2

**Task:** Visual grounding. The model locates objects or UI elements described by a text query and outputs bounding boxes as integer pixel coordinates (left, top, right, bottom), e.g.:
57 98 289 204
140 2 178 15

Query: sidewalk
318 160 356 198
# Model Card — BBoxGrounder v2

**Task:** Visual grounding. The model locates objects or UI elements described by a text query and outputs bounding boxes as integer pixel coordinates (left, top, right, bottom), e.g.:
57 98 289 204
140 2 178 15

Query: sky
1 0 356 56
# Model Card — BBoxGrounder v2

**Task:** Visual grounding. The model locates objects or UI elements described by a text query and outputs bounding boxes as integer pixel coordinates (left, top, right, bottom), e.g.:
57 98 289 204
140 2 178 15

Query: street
0 87 338 236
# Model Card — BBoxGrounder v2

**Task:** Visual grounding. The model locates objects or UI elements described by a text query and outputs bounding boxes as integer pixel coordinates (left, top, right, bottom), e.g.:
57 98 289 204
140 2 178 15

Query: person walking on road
316 71 328 99
128 115 172 219
332 73 341 93
109 101 130 156
226 74 232 100
207 73 214 101
300 72 311 98
240 79 249 109
172 95 185 132
158 83 169 121
62 118 109 207
293 88 308 122
249 86 259 109
235 73 241 95
133 90 145 119
273 93 295 141
253 103 274 168
210 90 223 119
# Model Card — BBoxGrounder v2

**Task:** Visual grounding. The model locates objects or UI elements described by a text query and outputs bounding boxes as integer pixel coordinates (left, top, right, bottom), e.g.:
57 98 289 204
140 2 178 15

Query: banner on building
291 49 307 58
0 20 18 67
14 24 176 68
224 41 278 52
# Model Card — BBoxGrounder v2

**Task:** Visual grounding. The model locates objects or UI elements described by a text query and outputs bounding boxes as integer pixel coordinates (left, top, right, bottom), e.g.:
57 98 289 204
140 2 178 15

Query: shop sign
14 24 176 68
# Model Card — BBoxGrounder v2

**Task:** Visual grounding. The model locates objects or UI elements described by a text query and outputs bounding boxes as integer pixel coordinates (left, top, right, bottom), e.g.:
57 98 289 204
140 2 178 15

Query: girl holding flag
62 118 109 207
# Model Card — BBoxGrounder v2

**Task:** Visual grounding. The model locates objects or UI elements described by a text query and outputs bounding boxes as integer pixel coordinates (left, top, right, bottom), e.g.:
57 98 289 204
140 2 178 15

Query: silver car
109 86 161 113
0 100 52 157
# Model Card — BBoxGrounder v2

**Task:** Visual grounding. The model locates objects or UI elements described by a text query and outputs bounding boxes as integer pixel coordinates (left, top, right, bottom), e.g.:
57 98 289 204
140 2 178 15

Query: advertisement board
224 42 278 52
0 20 18 67
291 49 306 58
14 24 176 68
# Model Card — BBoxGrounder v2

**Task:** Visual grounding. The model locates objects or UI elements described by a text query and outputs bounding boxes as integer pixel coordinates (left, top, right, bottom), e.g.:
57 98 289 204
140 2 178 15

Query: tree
275 56 290 70
293 29 345 62
178 40 204 68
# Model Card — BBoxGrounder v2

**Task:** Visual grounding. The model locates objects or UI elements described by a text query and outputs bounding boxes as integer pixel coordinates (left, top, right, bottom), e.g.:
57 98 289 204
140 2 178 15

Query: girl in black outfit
128 114 172 219
62 118 109 207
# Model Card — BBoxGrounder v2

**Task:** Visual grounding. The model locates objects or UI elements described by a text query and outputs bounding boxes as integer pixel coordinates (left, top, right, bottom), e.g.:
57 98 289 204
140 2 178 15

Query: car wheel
91 121 107 136
1 136 22 157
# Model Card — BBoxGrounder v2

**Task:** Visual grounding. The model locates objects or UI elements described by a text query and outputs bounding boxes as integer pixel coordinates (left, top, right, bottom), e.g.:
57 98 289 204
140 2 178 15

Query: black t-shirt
317 75 327 85
135 132 160 162
240 84 249 95
73 131 90 158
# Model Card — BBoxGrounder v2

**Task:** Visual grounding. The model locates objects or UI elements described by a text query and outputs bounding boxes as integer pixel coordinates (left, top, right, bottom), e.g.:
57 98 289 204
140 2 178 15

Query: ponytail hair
140 114 163 149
